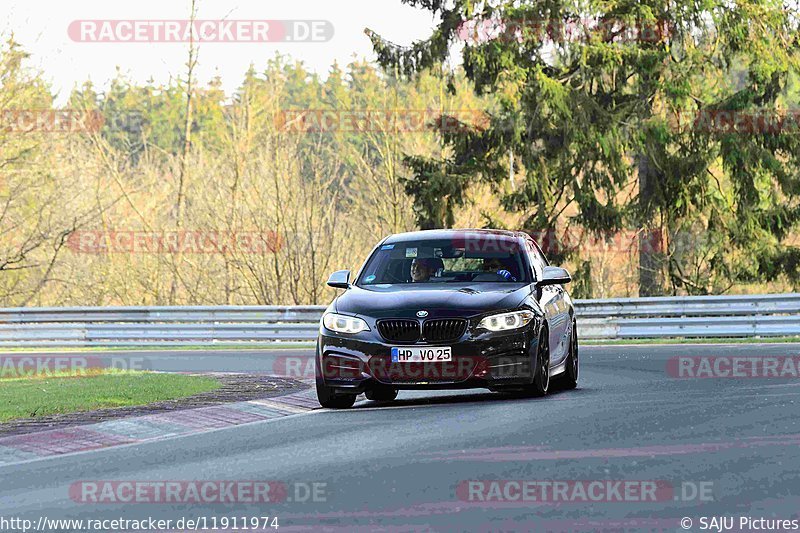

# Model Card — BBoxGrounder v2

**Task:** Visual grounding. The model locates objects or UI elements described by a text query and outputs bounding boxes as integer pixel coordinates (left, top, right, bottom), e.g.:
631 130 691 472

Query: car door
527 239 571 366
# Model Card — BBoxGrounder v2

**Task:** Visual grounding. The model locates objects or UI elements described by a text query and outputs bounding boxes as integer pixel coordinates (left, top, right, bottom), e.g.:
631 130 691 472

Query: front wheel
525 330 550 397
316 381 357 409
560 322 579 390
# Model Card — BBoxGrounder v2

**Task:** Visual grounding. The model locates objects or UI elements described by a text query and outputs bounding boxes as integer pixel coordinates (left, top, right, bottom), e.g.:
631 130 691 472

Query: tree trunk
169 0 198 304
637 153 665 296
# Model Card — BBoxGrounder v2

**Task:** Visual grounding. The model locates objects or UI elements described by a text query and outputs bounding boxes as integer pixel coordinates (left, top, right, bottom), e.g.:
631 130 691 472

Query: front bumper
316 326 538 394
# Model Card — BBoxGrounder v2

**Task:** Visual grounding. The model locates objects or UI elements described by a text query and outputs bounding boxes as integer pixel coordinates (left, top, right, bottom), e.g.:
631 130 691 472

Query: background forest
1 0 799 306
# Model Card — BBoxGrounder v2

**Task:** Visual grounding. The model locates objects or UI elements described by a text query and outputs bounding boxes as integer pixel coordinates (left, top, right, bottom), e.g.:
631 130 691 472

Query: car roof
383 229 527 244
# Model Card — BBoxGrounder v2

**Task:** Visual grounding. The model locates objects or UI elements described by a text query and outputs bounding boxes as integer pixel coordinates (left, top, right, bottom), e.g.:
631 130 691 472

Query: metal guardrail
0 294 798 346
577 293 800 339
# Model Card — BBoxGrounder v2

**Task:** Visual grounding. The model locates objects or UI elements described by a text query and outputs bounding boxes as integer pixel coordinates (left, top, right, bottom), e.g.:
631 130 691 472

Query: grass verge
0 370 221 423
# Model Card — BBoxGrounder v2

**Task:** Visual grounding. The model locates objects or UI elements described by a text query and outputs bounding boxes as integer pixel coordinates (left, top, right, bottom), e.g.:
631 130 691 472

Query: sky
3 0 440 104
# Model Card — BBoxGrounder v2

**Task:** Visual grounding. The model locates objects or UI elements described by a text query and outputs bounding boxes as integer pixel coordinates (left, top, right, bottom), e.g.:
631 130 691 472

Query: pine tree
368 0 800 295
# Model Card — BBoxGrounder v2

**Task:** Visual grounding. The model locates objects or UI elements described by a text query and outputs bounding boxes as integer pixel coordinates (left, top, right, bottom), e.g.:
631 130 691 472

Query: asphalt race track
2 343 800 532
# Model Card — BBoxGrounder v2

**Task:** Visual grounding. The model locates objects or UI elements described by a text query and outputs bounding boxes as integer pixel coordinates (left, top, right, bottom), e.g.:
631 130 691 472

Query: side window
526 239 545 281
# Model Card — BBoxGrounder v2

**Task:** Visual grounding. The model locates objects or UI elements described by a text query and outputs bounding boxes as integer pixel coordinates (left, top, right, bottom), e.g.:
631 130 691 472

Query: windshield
357 238 530 286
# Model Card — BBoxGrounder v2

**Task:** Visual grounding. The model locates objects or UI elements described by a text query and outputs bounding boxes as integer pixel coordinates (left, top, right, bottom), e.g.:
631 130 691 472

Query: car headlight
478 310 535 332
322 313 370 334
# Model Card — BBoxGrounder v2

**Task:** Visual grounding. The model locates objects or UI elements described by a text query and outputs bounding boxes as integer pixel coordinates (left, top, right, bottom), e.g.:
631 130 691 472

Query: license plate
391 346 452 363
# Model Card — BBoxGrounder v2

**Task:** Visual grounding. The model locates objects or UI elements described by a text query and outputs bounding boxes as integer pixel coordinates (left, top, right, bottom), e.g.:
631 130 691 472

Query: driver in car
483 258 517 281
410 258 442 282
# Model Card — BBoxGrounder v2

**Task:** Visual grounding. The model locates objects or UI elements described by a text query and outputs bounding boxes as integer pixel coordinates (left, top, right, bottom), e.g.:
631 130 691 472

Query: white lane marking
249 399 312 414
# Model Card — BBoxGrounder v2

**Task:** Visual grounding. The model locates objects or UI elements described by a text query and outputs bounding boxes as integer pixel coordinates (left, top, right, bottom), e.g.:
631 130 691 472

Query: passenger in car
482 258 517 281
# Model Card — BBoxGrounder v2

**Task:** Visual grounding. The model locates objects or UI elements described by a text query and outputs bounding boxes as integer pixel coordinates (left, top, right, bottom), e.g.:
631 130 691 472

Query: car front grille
377 319 421 342
377 318 468 343
422 319 468 342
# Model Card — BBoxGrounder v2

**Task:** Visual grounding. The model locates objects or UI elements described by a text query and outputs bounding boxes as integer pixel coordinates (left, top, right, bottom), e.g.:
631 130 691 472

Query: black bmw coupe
316 229 578 408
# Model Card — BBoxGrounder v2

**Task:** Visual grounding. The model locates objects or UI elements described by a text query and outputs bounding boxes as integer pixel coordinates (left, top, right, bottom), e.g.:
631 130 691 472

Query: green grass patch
0 370 221 423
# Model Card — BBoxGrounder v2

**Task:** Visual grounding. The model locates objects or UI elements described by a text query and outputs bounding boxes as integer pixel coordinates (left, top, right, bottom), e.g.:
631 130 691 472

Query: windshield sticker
364 274 376 283
406 247 418 258
381 244 394 250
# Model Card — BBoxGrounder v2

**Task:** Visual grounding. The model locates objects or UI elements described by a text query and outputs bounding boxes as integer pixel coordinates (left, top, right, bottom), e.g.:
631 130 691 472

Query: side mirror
327 270 351 289
537 266 571 287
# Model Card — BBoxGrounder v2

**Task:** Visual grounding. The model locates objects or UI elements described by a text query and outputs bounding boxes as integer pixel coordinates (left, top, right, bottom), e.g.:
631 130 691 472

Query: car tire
365 387 398 402
526 330 550 397
560 321 579 390
316 382 357 409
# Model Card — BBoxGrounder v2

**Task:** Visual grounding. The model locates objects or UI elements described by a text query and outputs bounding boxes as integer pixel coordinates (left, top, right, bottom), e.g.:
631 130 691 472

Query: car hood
334 283 531 319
